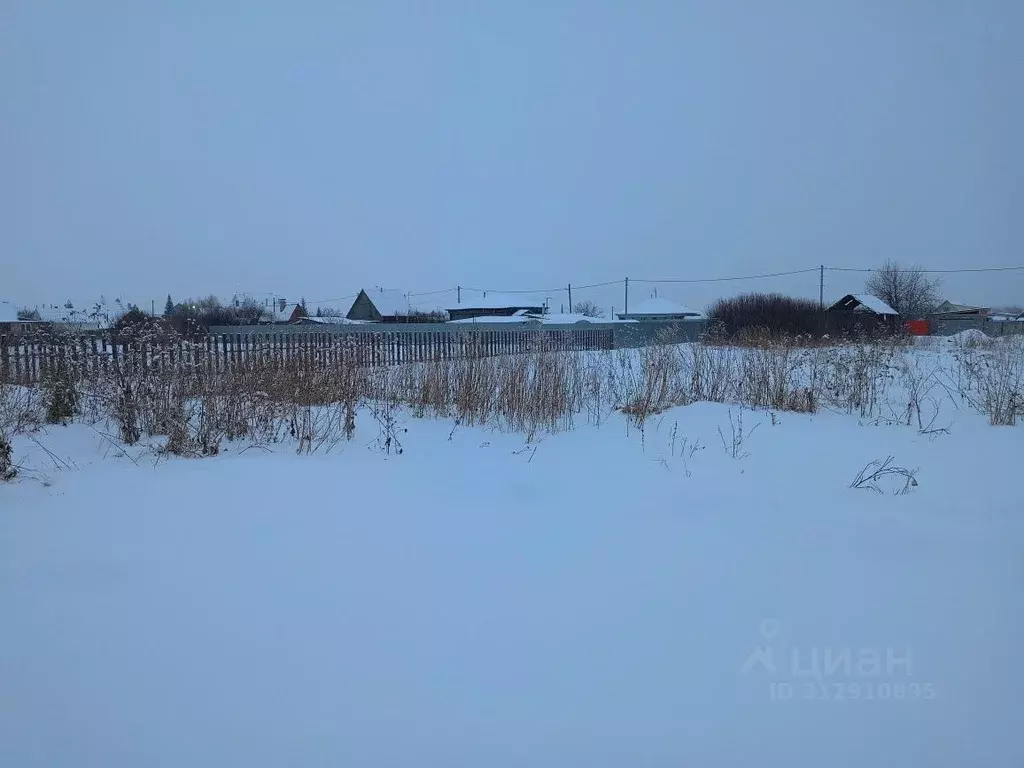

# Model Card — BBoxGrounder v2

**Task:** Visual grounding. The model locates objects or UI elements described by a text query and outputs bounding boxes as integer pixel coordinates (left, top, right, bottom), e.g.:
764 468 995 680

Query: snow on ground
946 328 990 345
2 394 1023 765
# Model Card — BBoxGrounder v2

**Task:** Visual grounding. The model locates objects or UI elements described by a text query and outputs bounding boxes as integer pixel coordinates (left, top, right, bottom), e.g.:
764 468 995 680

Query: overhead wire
239 262 1023 310
633 268 820 284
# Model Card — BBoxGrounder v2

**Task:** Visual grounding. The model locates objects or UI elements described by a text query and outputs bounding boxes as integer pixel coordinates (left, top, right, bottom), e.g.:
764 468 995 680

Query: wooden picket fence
0 327 614 386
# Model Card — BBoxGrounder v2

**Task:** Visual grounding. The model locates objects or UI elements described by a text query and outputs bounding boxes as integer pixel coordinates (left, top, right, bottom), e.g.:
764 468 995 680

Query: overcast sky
3 0 1022 314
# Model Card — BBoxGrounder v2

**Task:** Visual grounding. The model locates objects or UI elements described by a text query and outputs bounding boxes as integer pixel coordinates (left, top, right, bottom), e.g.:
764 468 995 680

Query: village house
347 288 448 323
930 300 990 320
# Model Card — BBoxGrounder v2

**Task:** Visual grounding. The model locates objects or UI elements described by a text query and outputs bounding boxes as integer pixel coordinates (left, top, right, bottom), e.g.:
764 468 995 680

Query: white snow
448 311 632 325
533 312 632 324
618 297 703 318
947 329 990 344
532 312 592 324
850 294 899 315
1 347 1022 766
448 314 536 325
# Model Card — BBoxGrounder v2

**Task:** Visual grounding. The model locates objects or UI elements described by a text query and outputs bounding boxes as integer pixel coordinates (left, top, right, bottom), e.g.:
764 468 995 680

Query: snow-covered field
2 340 1022 766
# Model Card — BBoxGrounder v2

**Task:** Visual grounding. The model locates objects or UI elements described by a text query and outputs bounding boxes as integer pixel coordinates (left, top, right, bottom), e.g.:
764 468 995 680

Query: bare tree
572 299 604 318
864 261 941 319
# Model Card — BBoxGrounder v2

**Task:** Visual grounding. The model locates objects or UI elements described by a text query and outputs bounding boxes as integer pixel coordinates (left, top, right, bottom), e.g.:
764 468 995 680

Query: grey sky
3 0 1021 315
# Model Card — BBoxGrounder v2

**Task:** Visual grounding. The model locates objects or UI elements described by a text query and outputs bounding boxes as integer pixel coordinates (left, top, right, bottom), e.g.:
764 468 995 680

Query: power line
633 268 820 284
572 280 623 290
461 285 567 295
303 294 357 306
826 265 1024 274
236 262 1024 311
408 287 458 297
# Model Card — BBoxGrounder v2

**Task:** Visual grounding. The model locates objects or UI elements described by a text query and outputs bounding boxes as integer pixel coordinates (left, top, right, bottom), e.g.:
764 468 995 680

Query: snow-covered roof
448 314 538 325
357 289 448 318
361 289 413 316
932 300 989 316
446 293 546 311
293 316 368 325
617 298 703 318
0 301 20 323
533 312 617 324
533 313 594 324
849 294 898 315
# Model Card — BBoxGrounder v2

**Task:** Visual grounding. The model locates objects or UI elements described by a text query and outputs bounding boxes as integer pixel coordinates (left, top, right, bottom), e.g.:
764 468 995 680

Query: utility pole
819 265 824 309
567 283 572 314
624 277 629 316
457 285 461 304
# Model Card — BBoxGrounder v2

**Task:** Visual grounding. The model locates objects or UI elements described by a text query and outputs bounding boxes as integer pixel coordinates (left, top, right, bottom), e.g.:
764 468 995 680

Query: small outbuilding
446 294 546 322
826 294 900 335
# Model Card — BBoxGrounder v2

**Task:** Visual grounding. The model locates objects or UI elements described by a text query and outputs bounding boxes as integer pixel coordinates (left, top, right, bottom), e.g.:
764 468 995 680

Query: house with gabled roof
346 288 448 323
826 294 900 335
931 300 990 319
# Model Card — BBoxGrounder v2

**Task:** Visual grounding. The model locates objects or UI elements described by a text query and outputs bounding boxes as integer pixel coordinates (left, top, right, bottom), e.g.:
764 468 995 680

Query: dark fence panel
1 321 734 385
929 317 1024 337
1 325 621 385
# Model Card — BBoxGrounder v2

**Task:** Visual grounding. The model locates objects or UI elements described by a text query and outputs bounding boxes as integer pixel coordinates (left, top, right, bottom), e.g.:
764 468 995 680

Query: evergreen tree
164 294 174 316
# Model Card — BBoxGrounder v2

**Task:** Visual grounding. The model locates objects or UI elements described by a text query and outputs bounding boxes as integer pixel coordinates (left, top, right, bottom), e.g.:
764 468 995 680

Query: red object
904 319 930 336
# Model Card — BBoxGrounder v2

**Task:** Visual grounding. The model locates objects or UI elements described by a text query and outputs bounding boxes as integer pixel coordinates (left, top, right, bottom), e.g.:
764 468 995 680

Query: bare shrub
0 383 43 435
368 391 406 455
940 337 1024 425
707 293 822 338
895 352 940 429
684 342 737 403
620 342 687 426
850 456 919 495
974 338 1024 426
736 336 815 413
0 432 15 481
38 334 80 425
817 343 897 418
718 408 758 459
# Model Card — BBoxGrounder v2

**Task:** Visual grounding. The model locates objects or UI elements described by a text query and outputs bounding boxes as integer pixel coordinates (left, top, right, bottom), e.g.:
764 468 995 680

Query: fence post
31 336 40 384
15 336 24 383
